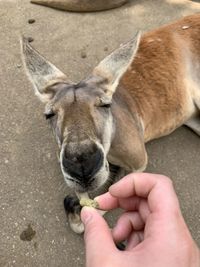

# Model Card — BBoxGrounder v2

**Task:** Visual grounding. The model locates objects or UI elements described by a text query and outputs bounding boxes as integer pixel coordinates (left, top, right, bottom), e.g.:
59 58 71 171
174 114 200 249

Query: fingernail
109 184 114 191
81 207 93 224
94 196 99 202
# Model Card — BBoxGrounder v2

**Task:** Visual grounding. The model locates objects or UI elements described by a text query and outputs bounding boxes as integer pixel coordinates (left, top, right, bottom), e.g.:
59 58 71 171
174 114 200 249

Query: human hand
81 173 200 267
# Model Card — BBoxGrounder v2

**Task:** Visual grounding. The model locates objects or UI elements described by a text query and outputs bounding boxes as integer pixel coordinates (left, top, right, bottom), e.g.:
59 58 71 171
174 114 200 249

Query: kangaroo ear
21 37 68 103
93 31 141 98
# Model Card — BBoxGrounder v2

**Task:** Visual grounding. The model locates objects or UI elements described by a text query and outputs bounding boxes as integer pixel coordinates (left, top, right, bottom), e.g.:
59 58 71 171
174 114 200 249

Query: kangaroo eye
44 112 55 120
100 103 111 108
99 98 112 108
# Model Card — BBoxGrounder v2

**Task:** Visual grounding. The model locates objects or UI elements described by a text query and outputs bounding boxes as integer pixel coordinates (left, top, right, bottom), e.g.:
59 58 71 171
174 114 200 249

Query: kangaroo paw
64 195 84 234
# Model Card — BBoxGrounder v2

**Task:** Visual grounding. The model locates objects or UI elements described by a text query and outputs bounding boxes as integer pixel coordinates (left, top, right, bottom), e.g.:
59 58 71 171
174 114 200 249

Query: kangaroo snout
62 144 104 182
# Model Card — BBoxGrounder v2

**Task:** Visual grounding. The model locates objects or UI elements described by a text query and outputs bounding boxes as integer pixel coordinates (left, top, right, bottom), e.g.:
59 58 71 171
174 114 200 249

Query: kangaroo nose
62 145 103 181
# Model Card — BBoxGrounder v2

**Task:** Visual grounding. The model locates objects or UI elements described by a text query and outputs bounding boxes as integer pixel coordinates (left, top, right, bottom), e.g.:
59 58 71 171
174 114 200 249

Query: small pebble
28 37 34 43
28 19 35 24
104 46 108 52
17 64 21 68
81 51 87 59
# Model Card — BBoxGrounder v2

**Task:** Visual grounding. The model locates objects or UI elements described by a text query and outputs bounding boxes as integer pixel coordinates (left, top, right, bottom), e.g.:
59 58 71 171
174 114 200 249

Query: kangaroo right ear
21 37 68 103
93 32 141 99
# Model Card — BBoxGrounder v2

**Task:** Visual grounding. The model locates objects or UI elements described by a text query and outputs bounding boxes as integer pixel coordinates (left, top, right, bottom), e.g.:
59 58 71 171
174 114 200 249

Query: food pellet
28 19 36 24
28 37 34 43
80 198 99 209
81 51 87 59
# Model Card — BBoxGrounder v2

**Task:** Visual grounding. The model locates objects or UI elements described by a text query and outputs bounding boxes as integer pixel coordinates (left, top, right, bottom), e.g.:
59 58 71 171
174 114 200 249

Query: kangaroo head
21 33 140 192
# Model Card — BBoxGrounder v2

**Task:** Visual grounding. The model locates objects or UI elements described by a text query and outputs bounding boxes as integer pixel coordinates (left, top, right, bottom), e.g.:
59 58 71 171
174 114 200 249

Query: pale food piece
76 191 100 209
76 191 106 215
79 198 99 209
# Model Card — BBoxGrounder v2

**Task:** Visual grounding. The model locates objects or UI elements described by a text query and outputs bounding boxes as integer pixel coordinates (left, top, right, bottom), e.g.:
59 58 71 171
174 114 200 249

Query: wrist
191 245 200 267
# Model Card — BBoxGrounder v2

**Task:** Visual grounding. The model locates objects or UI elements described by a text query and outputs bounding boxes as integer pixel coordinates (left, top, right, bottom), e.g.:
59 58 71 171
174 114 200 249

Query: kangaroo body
22 14 200 233
108 14 200 172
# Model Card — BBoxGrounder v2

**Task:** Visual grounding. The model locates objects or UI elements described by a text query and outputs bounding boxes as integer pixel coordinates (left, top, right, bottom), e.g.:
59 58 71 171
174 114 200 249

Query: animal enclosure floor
0 0 200 266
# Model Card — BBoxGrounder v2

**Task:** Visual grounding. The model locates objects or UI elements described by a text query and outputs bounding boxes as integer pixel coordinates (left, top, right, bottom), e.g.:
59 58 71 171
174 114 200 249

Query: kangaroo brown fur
22 14 200 233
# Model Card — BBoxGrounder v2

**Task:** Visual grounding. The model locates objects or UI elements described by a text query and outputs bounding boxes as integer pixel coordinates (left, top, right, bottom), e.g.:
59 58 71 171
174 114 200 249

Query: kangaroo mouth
61 157 110 193
109 162 121 174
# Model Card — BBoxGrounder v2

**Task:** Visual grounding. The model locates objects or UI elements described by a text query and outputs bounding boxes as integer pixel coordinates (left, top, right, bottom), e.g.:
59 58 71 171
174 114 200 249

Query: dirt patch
20 224 36 241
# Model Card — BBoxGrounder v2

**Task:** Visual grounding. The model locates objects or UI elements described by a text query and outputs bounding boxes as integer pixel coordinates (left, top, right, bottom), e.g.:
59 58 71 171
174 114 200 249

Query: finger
112 211 144 243
96 192 150 220
138 198 150 222
81 207 116 266
95 193 141 211
95 192 119 210
109 173 180 214
126 231 144 251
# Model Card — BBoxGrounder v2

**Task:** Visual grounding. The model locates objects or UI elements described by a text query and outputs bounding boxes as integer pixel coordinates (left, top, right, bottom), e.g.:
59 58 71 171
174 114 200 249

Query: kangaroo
30 0 128 12
22 13 200 233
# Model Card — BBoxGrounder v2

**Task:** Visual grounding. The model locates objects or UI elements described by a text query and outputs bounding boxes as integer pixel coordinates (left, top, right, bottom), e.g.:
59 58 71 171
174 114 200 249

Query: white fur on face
101 111 115 154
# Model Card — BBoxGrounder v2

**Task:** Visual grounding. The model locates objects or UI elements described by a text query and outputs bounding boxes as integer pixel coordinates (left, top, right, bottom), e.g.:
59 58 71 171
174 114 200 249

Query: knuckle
158 174 173 186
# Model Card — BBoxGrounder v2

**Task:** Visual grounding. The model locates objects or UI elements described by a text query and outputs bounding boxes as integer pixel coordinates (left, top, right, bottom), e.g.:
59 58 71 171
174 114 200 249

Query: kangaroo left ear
93 31 141 98
21 37 68 103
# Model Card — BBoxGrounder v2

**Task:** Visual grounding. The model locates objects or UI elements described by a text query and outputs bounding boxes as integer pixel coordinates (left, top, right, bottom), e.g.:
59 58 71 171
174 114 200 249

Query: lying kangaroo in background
22 13 200 233
30 0 128 12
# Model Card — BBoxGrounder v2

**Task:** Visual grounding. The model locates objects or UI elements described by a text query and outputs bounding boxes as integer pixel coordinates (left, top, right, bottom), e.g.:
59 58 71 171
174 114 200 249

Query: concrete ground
0 0 200 266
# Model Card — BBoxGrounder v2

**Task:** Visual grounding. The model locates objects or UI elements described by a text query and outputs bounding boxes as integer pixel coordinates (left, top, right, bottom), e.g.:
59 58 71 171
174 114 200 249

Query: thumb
81 207 116 266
